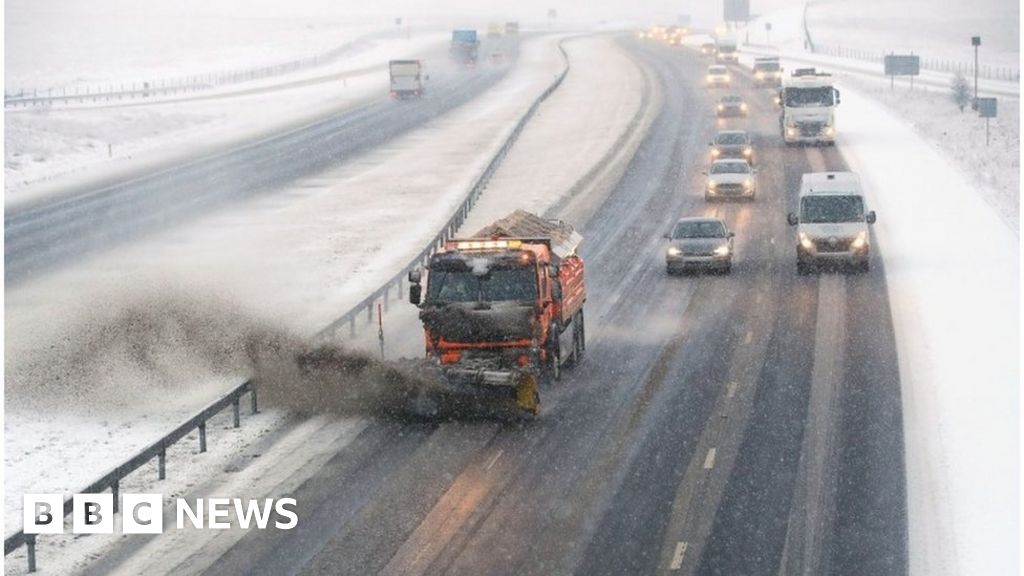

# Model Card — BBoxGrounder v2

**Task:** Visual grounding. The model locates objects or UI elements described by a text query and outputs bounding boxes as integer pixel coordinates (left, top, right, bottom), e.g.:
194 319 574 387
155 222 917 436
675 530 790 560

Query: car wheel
858 260 871 273
797 260 810 275
723 263 732 275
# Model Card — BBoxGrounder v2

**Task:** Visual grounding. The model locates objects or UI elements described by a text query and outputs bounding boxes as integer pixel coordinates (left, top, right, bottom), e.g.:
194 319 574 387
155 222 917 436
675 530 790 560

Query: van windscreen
800 195 864 223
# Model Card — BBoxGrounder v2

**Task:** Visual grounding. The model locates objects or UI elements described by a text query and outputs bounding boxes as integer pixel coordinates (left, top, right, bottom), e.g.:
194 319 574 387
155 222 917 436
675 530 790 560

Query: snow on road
4 32 449 198
3 33 567 535
838 85 1019 576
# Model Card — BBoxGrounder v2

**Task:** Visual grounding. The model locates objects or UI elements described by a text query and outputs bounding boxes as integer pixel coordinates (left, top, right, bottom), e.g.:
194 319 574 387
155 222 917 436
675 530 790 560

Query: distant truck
715 34 739 63
505 21 519 35
389 60 425 99
408 210 587 415
779 68 840 145
450 29 480 66
752 57 782 87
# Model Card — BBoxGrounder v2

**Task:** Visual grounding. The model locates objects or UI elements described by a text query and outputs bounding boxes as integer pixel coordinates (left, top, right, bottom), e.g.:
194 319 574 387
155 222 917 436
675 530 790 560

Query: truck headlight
667 246 682 256
714 245 731 256
799 232 814 250
851 231 868 249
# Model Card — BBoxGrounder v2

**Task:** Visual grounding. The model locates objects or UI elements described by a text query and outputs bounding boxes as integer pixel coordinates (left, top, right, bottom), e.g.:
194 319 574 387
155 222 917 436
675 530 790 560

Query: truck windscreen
785 87 835 107
427 266 537 303
801 196 864 223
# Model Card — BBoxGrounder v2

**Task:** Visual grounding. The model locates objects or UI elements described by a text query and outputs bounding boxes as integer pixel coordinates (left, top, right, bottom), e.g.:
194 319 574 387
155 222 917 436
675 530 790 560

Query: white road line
484 449 504 471
726 381 738 399
670 541 689 570
703 448 717 470
743 330 753 345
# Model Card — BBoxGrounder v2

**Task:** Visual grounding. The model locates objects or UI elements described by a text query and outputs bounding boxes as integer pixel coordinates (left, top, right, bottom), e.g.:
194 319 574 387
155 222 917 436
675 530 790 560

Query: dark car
664 217 734 274
709 130 754 165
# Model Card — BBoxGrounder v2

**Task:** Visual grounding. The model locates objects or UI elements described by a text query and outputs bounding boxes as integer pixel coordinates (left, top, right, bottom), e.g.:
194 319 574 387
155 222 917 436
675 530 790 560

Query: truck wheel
574 310 586 362
548 323 562 382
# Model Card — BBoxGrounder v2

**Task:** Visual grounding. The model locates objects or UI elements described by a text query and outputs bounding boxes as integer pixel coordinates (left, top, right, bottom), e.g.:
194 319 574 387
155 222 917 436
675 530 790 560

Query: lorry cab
779 68 840 145
787 172 876 273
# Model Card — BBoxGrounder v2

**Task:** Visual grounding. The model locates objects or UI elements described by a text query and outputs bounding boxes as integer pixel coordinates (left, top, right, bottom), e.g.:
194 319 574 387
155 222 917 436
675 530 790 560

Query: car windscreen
427 265 537 303
715 133 747 145
673 221 726 239
722 96 742 103
708 67 727 74
800 195 864 223
784 86 835 107
755 62 781 72
710 162 749 174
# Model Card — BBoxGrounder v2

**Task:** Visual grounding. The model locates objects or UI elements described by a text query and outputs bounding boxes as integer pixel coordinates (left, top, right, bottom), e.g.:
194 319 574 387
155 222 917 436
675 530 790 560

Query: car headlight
707 179 717 188
667 246 682 256
799 232 814 250
825 126 836 136
787 127 797 136
755 72 764 79
725 75 732 82
706 75 713 82
713 245 731 257
740 103 748 110
718 104 724 111
851 231 868 249
743 147 752 156
711 149 720 157
743 178 753 189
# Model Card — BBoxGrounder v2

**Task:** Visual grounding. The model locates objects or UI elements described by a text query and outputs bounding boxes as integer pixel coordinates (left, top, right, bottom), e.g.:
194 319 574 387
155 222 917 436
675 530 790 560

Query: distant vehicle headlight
707 179 717 188
711 148 721 156
799 232 814 250
667 246 682 256
743 179 753 189
706 75 714 82
740 103 748 110
714 245 731 256
825 126 836 136
743 147 752 156
787 127 797 137
725 75 732 82
755 71 765 79
718 104 725 111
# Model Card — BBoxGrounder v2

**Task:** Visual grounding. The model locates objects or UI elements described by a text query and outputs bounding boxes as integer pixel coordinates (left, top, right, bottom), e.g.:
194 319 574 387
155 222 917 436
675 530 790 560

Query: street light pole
971 36 981 108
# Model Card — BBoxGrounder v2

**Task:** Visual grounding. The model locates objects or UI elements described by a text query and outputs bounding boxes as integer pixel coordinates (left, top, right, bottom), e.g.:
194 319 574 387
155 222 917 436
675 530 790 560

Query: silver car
703 159 757 201
706 65 731 88
709 130 754 164
664 217 734 274
716 95 749 117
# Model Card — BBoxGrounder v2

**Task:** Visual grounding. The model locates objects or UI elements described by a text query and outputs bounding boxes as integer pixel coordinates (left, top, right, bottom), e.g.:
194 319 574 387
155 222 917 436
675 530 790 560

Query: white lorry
715 34 739 63
779 68 840 145
389 60 425 99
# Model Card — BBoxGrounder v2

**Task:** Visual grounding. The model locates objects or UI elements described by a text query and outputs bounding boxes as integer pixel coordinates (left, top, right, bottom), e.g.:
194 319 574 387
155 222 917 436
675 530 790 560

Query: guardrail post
250 387 259 414
158 447 166 480
383 286 390 313
26 534 36 573
366 303 373 324
233 397 241 427
198 422 207 453
111 480 120 514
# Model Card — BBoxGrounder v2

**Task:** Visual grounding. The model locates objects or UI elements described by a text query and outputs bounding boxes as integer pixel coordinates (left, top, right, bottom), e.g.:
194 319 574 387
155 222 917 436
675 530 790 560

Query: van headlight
713 245 731 256
851 231 868 249
799 232 814 250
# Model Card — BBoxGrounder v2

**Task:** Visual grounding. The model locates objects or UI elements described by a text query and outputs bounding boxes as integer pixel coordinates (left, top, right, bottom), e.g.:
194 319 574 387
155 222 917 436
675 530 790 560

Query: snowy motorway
58 38 907 575
3 39 514 284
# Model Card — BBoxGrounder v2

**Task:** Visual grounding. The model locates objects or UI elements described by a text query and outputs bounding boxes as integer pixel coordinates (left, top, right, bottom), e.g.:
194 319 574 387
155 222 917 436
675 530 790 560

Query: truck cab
779 68 840 145
787 172 876 273
388 60 424 99
715 36 739 63
753 57 782 87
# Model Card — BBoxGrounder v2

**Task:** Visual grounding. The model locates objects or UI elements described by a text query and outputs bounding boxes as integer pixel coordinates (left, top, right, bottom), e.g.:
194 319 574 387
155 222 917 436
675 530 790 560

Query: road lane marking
670 541 689 570
743 330 753 345
484 449 504 471
727 382 738 399
703 448 717 470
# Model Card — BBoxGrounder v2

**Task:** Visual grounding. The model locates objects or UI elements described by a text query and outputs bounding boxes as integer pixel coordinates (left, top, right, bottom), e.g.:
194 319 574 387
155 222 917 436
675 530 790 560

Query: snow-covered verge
4 32 448 198
837 86 1019 576
3 34 569 536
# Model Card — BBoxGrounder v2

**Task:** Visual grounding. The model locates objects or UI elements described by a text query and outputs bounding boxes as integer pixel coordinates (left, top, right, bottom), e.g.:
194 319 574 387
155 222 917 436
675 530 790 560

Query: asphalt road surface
77 36 908 576
4 39 517 285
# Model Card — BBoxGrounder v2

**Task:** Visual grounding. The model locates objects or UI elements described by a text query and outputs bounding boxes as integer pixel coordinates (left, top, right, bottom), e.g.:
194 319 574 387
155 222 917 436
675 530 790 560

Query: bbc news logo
24 494 298 534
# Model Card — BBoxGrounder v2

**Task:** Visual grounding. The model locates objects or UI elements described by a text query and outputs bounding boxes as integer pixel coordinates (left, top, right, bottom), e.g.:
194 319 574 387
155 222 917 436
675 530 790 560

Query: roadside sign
724 0 750 22
977 97 997 117
883 54 920 76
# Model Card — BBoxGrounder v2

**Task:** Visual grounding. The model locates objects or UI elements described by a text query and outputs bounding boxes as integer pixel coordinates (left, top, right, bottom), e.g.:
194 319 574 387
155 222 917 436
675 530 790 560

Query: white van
787 172 876 273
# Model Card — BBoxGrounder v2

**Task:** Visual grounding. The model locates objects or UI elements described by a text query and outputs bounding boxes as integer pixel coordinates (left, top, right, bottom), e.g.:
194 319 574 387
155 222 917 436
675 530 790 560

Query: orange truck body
408 210 587 413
